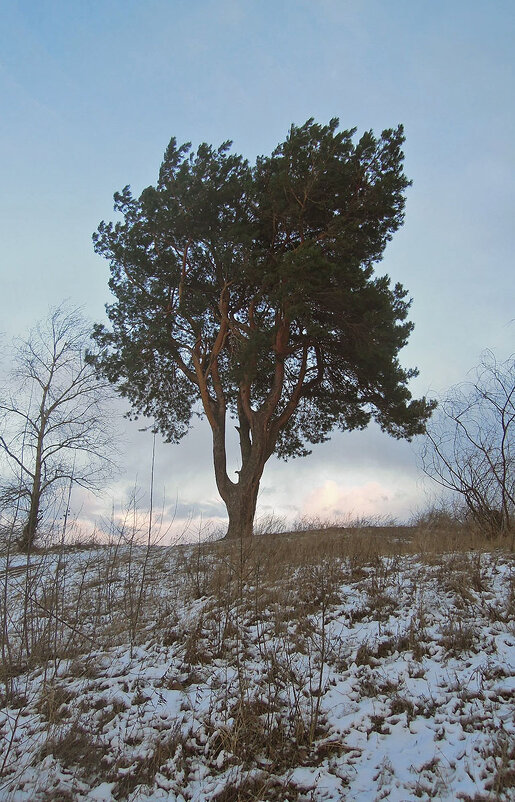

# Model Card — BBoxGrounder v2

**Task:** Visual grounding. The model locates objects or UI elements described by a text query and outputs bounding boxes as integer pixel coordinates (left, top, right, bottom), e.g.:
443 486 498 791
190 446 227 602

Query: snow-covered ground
0 533 513 800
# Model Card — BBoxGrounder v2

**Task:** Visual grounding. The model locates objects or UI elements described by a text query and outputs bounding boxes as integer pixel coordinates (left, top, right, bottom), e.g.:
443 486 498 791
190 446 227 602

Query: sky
1 0 514 537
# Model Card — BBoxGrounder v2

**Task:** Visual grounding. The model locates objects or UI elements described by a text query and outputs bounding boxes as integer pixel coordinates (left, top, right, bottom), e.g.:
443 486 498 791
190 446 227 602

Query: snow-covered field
0 530 513 801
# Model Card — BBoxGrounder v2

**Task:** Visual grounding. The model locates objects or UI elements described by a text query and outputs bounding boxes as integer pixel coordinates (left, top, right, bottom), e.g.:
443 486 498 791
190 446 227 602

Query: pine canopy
92 119 433 468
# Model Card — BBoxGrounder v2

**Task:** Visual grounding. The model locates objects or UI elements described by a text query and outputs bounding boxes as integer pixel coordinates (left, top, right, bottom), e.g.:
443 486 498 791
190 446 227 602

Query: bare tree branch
0 304 119 551
422 352 514 535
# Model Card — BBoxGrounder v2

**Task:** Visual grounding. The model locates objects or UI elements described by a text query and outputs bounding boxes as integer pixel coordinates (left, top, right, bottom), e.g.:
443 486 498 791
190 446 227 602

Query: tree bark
222 432 268 539
19 408 46 553
210 407 268 540
224 478 261 540
19 490 40 552
19 473 41 553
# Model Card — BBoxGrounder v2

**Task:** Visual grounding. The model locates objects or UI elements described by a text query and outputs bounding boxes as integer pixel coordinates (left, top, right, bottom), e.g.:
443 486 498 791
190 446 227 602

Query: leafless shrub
40 723 104 777
111 726 184 799
410 499 467 532
473 732 515 799
36 683 75 723
213 773 300 802
422 351 514 539
439 618 477 656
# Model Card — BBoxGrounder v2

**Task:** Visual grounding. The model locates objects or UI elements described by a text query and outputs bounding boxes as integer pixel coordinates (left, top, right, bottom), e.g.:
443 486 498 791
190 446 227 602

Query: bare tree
421 351 514 535
0 305 118 551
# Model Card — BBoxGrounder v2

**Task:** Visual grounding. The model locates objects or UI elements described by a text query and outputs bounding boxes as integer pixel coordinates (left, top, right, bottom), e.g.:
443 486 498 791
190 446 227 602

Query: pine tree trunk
211 414 267 540
224 479 260 540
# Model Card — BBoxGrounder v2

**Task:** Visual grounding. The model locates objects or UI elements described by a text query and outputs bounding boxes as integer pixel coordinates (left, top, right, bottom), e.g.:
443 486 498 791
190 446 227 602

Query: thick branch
258 315 290 425
236 396 252 466
207 284 230 410
270 344 309 437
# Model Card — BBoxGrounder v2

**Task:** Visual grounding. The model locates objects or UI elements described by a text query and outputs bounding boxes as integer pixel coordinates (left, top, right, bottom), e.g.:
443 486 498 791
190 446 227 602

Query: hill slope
0 530 514 800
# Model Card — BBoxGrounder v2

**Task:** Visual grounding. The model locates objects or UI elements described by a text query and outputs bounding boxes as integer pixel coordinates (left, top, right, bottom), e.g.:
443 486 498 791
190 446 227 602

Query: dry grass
0 519 513 800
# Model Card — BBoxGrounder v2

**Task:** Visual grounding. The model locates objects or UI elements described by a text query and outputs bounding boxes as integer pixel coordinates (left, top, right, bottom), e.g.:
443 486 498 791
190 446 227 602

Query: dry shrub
358 672 399 698
40 725 104 777
36 683 75 723
439 618 477 656
38 791 76 802
214 697 312 771
93 697 128 729
389 694 416 721
66 656 101 679
296 560 345 611
112 728 184 800
485 734 515 797
459 733 515 801
435 552 489 602
214 773 300 802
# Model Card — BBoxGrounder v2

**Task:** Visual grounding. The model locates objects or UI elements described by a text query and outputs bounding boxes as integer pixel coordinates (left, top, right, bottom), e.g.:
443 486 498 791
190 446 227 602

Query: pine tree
91 119 435 538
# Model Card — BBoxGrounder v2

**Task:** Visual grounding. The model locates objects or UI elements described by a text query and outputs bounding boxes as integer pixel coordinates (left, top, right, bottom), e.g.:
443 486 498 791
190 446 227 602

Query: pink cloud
302 479 393 520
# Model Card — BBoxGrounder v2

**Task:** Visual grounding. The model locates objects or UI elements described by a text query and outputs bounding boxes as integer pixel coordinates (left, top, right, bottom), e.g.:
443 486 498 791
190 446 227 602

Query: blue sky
1 0 514 532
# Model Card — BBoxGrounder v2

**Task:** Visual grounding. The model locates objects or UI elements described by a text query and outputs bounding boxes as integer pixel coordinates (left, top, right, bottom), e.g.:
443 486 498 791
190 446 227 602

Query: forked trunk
211 416 268 540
